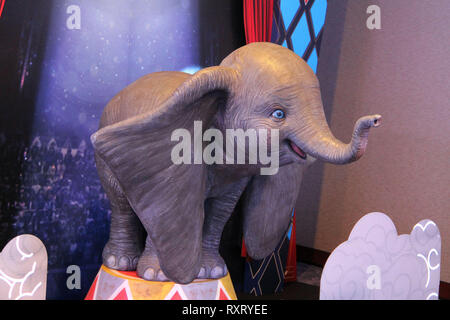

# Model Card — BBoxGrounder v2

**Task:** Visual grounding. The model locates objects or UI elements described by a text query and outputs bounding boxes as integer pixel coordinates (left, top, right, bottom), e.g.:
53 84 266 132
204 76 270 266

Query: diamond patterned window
273 0 327 73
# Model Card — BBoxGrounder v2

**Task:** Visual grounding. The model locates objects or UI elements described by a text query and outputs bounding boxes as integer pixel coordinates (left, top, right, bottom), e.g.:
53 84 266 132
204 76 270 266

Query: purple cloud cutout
0 235 48 300
320 212 441 300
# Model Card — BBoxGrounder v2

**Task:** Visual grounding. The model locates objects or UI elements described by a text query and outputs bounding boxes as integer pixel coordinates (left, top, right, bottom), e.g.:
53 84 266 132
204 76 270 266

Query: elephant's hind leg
200 198 229 279
200 178 249 279
95 154 145 271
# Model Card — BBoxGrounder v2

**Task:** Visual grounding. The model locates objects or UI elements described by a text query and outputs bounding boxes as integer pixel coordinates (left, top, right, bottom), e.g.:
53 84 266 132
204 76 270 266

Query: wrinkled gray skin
91 42 381 284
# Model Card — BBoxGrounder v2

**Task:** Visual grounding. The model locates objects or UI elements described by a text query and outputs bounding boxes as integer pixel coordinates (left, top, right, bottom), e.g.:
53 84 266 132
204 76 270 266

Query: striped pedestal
85 265 237 300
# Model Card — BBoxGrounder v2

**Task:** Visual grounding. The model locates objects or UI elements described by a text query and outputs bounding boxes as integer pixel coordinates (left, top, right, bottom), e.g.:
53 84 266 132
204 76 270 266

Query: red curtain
285 211 297 282
0 0 6 19
243 0 274 43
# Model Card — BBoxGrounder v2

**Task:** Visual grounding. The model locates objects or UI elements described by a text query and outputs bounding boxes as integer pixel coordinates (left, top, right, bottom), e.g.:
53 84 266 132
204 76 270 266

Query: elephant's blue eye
271 109 285 119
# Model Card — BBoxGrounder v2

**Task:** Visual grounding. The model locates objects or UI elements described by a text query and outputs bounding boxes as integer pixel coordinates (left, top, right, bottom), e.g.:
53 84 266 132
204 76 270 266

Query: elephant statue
91 42 381 284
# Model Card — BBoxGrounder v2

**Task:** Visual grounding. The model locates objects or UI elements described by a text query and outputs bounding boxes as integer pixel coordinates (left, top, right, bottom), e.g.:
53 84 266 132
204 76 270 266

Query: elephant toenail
143 268 155 280
211 266 223 278
198 267 206 278
132 256 139 267
118 256 130 269
106 255 116 267
156 270 167 281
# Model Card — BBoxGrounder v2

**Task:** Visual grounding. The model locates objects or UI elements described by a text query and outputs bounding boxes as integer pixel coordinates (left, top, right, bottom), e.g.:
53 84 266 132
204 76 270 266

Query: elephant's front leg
200 179 248 279
136 236 170 281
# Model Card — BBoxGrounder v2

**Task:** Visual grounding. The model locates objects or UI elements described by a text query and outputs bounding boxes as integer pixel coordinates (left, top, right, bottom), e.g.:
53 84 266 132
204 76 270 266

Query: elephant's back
99 71 191 129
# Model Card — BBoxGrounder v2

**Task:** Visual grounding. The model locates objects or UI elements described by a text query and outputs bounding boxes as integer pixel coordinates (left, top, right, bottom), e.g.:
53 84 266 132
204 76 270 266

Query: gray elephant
91 42 381 284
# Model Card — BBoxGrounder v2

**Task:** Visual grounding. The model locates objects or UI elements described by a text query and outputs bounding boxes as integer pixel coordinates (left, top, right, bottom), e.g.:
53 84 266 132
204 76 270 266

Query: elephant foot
135 249 227 282
102 241 142 271
136 252 170 282
197 251 228 280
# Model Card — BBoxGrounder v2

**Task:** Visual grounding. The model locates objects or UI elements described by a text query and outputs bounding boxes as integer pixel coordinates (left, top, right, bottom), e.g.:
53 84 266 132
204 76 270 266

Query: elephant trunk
293 113 382 165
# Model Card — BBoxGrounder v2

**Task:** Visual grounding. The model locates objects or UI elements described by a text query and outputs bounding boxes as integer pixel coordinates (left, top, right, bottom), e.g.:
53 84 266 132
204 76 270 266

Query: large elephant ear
91 66 239 283
241 162 305 260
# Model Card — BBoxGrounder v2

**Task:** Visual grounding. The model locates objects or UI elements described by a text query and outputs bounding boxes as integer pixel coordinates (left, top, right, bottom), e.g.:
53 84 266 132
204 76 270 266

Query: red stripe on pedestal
219 288 229 300
84 275 99 300
170 291 183 300
113 288 129 300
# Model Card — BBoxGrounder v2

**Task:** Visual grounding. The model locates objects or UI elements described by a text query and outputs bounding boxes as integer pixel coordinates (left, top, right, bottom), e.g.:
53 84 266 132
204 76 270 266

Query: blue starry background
0 0 243 299
35 0 202 139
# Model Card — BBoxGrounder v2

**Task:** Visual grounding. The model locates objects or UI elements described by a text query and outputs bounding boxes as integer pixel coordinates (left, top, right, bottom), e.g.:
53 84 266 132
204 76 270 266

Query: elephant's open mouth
288 140 307 160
